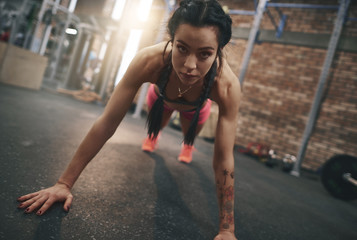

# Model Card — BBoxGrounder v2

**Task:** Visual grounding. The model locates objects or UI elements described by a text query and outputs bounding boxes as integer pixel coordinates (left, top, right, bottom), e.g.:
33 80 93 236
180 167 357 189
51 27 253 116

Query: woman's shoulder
211 59 241 104
118 42 170 85
135 42 170 74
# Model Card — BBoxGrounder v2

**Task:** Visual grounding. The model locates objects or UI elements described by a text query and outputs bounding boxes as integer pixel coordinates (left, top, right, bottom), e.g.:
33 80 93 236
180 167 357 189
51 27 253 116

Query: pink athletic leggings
147 84 211 125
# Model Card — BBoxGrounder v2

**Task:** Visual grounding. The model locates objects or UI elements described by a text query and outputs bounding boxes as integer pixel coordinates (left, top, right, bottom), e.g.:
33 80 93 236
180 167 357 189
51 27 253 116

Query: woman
17 1 241 239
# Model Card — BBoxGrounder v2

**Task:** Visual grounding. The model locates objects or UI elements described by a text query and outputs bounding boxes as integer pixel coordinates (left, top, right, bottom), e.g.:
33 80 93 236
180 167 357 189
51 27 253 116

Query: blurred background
0 0 356 177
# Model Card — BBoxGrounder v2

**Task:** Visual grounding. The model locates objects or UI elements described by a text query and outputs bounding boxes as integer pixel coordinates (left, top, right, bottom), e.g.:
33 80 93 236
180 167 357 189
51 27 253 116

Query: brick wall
220 0 357 171
305 51 357 170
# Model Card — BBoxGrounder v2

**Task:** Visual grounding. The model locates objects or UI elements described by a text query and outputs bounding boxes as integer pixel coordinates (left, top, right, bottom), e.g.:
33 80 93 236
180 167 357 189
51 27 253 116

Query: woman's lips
180 72 197 80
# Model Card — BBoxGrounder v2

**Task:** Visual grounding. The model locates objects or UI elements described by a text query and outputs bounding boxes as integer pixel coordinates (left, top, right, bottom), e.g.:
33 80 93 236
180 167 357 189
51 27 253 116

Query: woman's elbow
213 151 234 171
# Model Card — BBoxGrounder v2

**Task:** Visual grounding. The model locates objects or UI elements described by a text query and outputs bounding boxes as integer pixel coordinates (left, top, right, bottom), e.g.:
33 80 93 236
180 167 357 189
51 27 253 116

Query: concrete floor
0 83 356 240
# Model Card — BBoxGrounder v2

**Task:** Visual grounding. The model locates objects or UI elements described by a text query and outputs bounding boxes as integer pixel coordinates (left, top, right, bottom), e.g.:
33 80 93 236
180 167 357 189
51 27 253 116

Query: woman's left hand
214 231 237 240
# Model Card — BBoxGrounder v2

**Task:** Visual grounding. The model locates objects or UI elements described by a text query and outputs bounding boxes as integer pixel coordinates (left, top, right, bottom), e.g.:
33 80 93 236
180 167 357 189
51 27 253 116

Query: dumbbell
321 154 357 200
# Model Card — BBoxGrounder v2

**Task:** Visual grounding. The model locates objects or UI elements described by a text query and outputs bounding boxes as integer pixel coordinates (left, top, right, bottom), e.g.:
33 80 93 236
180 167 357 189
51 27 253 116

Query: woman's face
172 24 219 86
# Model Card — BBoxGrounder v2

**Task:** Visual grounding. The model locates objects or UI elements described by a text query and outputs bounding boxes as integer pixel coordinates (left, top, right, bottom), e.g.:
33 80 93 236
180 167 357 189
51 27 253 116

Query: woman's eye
200 52 212 59
177 45 187 53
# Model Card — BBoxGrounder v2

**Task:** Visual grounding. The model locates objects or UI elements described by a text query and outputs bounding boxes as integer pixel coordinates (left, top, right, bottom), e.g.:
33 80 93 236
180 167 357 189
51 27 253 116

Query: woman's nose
184 55 197 70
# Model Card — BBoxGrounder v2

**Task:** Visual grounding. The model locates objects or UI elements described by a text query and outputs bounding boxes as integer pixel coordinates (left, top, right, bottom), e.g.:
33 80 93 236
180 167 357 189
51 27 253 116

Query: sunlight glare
137 0 153 22
112 0 126 20
115 29 143 85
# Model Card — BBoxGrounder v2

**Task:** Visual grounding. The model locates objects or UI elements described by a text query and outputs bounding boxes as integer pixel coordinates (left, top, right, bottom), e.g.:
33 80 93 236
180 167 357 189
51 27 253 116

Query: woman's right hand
17 182 73 215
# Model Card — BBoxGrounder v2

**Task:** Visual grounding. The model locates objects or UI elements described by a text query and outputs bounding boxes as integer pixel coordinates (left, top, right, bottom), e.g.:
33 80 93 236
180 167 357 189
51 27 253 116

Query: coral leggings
147 84 211 125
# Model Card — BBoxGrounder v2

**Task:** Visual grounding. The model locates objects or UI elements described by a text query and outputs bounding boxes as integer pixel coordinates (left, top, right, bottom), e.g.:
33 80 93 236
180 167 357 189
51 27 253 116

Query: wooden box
0 42 47 90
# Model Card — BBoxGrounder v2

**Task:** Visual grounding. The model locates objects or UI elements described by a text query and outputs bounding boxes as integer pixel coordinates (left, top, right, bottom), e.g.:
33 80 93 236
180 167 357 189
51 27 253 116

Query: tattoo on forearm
223 169 228 185
222 169 234 185
217 170 235 230
219 185 234 229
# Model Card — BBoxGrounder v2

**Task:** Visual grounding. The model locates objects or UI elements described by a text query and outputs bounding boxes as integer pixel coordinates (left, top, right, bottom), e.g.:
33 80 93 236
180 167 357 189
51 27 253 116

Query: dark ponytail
146 45 172 140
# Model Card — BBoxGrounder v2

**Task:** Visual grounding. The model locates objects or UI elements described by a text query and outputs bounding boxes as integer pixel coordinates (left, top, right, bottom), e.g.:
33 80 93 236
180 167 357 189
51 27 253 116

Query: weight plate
321 154 357 200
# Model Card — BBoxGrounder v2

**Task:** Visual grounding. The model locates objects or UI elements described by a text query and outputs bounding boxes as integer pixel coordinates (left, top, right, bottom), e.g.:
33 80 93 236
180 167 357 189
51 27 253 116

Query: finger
36 197 56 216
18 194 42 209
17 192 39 202
63 194 73 212
25 195 48 214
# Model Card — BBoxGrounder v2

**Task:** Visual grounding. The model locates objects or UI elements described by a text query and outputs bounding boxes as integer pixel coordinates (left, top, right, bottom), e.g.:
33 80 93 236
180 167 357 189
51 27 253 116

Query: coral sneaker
141 134 160 152
178 144 195 163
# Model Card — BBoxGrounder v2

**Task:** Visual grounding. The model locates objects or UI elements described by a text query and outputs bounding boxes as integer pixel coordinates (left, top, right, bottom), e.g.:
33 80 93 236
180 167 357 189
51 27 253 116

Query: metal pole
8 0 28 44
238 0 267 86
229 9 255 15
8 14 18 45
62 27 84 88
48 14 72 83
38 0 60 56
39 25 52 55
266 3 339 10
68 0 78 12
0 2 4 31
291 0 350 177
30 0 48 52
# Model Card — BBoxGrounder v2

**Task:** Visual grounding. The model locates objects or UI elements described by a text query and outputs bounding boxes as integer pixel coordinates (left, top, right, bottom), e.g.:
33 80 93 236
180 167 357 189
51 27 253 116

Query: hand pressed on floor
17 183 73 215
214 231 237 240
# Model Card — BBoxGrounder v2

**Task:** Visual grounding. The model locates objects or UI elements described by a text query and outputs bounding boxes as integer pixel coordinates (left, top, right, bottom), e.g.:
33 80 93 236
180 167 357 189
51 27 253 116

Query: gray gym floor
1 83 356 240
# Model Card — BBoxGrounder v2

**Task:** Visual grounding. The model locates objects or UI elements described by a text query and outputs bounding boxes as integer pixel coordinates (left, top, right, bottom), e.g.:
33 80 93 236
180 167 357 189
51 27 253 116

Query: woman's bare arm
212 64 241 239
56 50 150 189
17 45 162 215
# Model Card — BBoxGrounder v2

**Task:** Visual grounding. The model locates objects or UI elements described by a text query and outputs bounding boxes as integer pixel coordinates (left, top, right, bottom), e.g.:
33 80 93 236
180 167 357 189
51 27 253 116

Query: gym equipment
321 155 357 200
239 142 270 159
281 154 296 172
265 149 278 167
264 150 297 174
